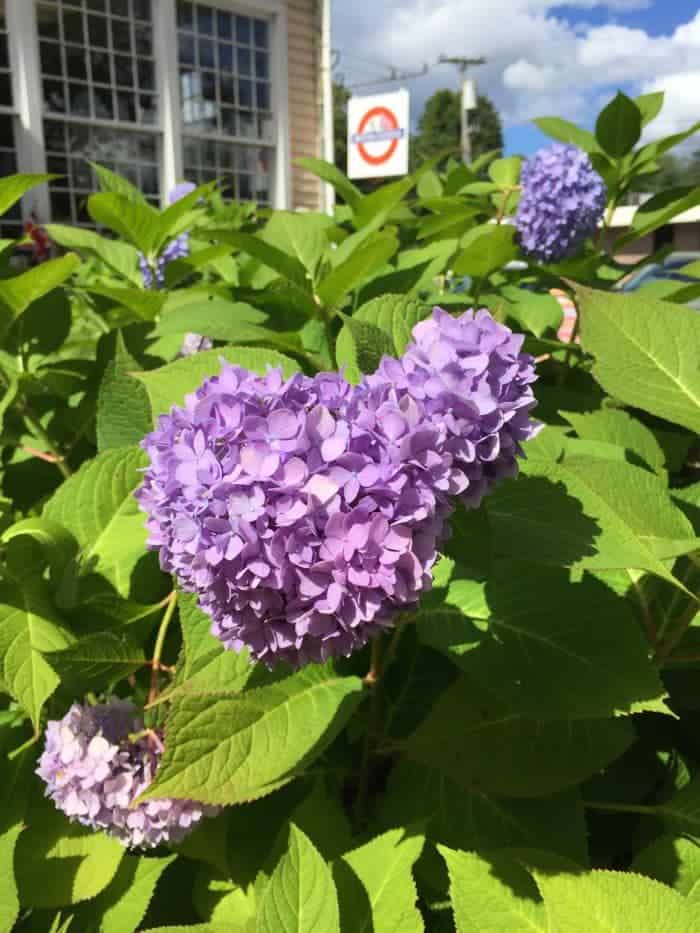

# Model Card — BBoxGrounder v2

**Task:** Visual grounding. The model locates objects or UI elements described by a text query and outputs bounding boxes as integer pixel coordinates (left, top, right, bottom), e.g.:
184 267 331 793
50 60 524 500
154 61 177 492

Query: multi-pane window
43 120 159 223
177 1 273 204
36 0 160 224
0 1 20 237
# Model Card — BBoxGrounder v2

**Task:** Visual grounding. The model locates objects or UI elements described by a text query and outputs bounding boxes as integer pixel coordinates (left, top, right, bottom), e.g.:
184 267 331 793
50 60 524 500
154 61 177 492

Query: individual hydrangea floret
137 366 457 667
136 309 539 668
515 143 606 263
366 307 540 508
180 333 214 357
37 699 219 849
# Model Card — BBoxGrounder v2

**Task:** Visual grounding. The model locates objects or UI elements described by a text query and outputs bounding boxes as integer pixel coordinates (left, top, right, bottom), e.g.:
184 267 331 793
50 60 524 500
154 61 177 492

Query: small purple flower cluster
37 699 220 849
137 308 539 668
515 143 607 263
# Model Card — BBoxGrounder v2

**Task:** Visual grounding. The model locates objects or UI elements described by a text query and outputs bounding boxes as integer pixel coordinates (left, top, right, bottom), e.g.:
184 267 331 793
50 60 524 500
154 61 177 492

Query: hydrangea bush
1 90 700 931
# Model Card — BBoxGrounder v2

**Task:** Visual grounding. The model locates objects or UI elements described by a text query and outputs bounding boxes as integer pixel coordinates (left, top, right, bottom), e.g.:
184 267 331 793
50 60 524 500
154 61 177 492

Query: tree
333 81 351 174
412 88 503 167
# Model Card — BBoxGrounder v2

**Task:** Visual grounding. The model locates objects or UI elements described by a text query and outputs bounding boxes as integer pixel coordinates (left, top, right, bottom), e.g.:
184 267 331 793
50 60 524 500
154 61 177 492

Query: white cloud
640 71 700 142
333 2 700 145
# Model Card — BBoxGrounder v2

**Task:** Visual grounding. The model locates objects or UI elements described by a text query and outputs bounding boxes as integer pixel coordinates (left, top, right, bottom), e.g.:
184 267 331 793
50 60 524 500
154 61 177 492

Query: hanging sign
347 89 410 179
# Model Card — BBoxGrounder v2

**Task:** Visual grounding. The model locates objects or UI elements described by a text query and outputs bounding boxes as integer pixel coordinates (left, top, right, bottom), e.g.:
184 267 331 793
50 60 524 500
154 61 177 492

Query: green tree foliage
412 88 504 166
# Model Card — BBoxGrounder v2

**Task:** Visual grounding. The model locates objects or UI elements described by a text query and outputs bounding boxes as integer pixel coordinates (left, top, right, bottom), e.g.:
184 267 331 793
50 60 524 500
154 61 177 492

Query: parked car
617 251 700 309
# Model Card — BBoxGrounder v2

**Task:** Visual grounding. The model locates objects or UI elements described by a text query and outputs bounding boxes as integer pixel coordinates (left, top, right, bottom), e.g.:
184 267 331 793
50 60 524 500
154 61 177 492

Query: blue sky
333 1 700 156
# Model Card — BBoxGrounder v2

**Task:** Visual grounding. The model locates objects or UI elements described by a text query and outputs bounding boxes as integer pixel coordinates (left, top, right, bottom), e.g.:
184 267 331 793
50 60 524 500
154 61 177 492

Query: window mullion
154 0 183 202
6 0 50 221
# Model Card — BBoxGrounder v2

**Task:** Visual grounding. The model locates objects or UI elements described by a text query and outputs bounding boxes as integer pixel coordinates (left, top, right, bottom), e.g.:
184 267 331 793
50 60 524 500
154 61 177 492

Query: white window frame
3 0 291 222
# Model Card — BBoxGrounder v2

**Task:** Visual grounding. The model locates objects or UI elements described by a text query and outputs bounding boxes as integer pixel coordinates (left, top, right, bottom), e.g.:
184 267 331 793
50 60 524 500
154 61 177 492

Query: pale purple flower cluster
367 308 539 508
137 308 539 668
37 699 220 849
515 143 606 263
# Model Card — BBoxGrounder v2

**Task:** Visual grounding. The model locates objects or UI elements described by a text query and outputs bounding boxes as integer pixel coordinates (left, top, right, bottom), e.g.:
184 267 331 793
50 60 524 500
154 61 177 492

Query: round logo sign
352 106 405 166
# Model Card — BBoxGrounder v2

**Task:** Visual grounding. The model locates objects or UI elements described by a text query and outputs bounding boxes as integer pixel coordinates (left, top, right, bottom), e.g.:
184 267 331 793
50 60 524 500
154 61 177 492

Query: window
0 0 21 237
0 0 288 225
36 0 160 224
177 1 274 204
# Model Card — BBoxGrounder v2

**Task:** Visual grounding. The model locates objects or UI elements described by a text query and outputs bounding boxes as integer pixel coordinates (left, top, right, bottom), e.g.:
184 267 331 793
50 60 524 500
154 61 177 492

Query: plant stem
354 634 387 830
654 596 700 664
21 404 71 479
581 799 656 816
148 590 177 705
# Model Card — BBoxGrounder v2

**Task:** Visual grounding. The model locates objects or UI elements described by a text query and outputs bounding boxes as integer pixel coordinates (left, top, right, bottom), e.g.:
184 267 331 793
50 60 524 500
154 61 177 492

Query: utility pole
438 55 486 164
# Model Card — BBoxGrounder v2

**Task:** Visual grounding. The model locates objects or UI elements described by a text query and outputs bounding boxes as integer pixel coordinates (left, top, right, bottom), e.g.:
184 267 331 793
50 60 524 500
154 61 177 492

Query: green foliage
1 89 700 930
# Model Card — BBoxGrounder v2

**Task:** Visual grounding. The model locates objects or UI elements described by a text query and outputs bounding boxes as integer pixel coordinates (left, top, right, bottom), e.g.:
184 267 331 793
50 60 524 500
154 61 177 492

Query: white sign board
347 89 410 180
462 78 477 112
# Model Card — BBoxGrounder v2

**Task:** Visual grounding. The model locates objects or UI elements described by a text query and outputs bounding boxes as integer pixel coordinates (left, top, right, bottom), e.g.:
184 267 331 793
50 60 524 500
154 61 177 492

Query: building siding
286 0 323 210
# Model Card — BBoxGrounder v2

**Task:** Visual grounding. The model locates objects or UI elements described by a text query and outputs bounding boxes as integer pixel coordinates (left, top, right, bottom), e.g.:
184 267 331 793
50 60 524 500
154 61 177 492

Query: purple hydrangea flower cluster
515 143 607 263
367 307 539 509
137 308 539 668
37 699 220 849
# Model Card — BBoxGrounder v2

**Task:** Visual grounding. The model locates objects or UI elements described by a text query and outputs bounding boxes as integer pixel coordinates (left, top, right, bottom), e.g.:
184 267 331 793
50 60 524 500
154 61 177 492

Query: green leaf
258 824 340 933
576 286 700 434
97 332 152 451
155 182 215 251
418 562 668 719
87 192 160 256
0 579 73 730
489 156 522 188
316 232 398 308
618 186 700 247
440 846 547 933
382 761 588 864
296 157 362 210
87 284 166 321
90 161 149 204
45 630 144 691
417 208 479 241
155 300 268 340
1 517 79 593
561 408 667 475
488 458 699 585
406 676 634 797
652 774 700 840
337 294 429 374
167 591 253 700
43 446 149 598
352 175 417 230
0 173 54 217
136 346 300 423
0 254 80 326
452 225 517 278
500 286 563 338
336 311 397 379
632 835 700 895
137 664 363 806
46 224 141 286
635 91 665 127
595 92 642 158
82 854 176 933
0 824 22 933
205 230 308 289
262 212 334 286
528 861 698 932
15 798 125 907
533 117 599 153
192 865 256 929
333 828 424 933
